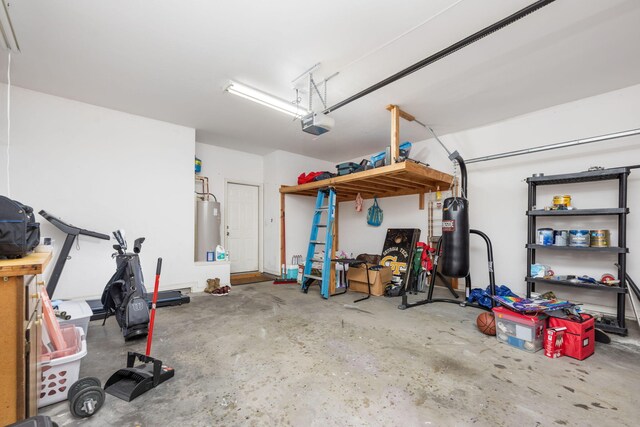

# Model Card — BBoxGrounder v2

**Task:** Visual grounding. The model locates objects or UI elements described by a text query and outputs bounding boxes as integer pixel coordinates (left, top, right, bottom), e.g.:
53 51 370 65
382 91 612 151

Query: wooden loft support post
329 201 339 296
386 104 424 209
386 104 417 162
389 105 400 164
280 192 285 271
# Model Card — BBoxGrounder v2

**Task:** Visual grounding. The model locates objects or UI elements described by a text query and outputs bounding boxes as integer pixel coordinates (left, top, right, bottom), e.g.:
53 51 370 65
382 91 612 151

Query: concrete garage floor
42 283 640 426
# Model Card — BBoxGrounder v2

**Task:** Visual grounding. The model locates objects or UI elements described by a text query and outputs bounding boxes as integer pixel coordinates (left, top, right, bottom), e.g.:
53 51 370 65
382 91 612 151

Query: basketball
476 312 496 336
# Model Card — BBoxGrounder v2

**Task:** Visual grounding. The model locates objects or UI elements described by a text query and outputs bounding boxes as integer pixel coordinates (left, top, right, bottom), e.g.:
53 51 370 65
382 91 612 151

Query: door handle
227 232 230 236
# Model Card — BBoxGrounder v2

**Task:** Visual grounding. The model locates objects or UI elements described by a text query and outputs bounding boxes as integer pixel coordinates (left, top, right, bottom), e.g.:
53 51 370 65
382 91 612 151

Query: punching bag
440 197 470 278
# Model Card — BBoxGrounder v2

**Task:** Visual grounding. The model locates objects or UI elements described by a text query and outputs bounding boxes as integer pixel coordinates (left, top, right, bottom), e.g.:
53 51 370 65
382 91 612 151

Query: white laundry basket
38 325 87 407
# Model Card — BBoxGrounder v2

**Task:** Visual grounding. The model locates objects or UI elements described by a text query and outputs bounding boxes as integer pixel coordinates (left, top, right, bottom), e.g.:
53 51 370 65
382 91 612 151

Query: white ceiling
3 0 640 161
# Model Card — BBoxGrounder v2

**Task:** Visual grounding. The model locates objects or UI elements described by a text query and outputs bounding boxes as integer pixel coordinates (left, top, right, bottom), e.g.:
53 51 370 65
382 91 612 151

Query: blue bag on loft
367 197 383 227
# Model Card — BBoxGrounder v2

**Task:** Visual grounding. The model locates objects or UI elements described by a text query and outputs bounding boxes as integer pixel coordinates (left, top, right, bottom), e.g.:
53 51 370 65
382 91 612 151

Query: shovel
104 258 175 401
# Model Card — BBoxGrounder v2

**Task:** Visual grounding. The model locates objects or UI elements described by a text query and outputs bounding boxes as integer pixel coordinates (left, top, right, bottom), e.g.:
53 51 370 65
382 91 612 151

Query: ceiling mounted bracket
308 73 328 111
0 0 20 52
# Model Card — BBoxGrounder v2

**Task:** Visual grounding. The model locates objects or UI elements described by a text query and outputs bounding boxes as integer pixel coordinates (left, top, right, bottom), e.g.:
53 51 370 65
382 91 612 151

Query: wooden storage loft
279 160 454 296
281 160 453 203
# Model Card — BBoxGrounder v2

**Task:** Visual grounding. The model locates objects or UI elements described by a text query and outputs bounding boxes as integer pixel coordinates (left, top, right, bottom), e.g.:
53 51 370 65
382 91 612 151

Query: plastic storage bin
38 325 87 407
493 306 546 353
55 300 93 336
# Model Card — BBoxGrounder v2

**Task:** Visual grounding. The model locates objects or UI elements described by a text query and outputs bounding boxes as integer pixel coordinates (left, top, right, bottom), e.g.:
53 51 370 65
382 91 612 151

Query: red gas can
548 313 595 360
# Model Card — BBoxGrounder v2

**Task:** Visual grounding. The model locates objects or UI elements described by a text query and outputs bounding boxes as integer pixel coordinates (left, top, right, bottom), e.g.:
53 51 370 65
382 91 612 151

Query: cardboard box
346 264 393 296
544 327 566 359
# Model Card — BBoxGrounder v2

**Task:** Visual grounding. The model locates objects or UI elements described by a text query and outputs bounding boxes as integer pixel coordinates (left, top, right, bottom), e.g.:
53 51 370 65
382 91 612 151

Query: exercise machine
398 152 497 311
38 211 189 314
39 210 111 298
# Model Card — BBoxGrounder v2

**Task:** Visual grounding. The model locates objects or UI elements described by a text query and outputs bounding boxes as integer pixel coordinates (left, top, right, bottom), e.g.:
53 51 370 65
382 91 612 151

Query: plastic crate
493 306 546 353
38 326 87 407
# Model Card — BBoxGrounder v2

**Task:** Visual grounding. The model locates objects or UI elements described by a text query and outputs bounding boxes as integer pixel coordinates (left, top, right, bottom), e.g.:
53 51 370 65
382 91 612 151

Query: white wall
0 85 196 299
263 150 335 274
196 145 334 277
195 143 264 270
337 83 640 316
338 194 430 258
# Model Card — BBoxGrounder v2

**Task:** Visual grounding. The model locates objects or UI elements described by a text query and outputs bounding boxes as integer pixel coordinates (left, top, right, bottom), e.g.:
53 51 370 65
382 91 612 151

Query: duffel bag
0 196 40 259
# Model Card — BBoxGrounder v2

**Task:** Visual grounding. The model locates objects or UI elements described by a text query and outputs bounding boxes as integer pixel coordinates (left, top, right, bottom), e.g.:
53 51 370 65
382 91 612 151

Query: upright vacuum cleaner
104 258 175 401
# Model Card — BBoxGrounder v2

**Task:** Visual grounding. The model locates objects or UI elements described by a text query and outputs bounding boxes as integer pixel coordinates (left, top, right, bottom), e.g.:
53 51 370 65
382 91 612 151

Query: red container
548 314 595 360
544 327 566 359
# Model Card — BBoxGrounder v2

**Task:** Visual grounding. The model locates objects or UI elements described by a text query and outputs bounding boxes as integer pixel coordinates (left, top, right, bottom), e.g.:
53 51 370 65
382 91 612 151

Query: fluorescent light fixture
0 0 19 52
225 81 308 118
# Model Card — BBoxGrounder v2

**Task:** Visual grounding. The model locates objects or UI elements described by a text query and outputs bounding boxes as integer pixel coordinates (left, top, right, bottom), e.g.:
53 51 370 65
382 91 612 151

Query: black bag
0 196 40 259
101 254 150 340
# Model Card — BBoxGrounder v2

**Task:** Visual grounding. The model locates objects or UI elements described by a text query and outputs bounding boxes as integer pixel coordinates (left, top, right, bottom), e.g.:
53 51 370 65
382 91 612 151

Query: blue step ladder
302 188 336 299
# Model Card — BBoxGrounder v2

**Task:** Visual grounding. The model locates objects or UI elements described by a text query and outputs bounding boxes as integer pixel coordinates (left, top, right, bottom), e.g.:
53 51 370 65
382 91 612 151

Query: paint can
553 230 569 246
537 228 554 246
590 229 610 247
553 195 571 207
569 230 590 247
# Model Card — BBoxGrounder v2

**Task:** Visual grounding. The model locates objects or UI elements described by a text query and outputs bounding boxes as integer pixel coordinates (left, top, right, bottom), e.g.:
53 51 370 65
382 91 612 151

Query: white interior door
226 183 259 273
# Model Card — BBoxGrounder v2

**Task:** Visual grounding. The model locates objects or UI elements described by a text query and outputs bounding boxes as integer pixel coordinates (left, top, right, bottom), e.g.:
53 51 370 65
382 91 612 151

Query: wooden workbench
0 252 52 425
279 161 454 296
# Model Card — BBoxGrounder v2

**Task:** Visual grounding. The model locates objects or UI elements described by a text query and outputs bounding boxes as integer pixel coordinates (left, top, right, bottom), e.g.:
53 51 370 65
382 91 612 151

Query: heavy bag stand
398 151 496 311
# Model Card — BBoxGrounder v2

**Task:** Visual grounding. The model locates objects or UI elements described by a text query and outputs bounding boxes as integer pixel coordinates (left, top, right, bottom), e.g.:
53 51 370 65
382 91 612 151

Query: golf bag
101 233 150 340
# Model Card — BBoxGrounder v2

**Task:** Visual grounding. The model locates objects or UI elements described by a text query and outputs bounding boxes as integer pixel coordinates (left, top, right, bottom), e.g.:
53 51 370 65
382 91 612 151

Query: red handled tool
146 257 162 356
104 257 175 402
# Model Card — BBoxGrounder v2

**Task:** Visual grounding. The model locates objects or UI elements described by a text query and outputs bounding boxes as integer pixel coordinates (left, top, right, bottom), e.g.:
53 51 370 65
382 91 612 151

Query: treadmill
39 210 189 315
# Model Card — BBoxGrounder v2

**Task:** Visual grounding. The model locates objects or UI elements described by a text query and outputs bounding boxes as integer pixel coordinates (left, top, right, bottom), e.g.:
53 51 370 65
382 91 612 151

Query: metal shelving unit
526 167 630 335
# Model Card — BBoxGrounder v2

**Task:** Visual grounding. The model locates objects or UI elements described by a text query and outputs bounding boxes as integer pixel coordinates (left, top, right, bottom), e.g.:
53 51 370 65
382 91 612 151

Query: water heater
195 199 221 262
